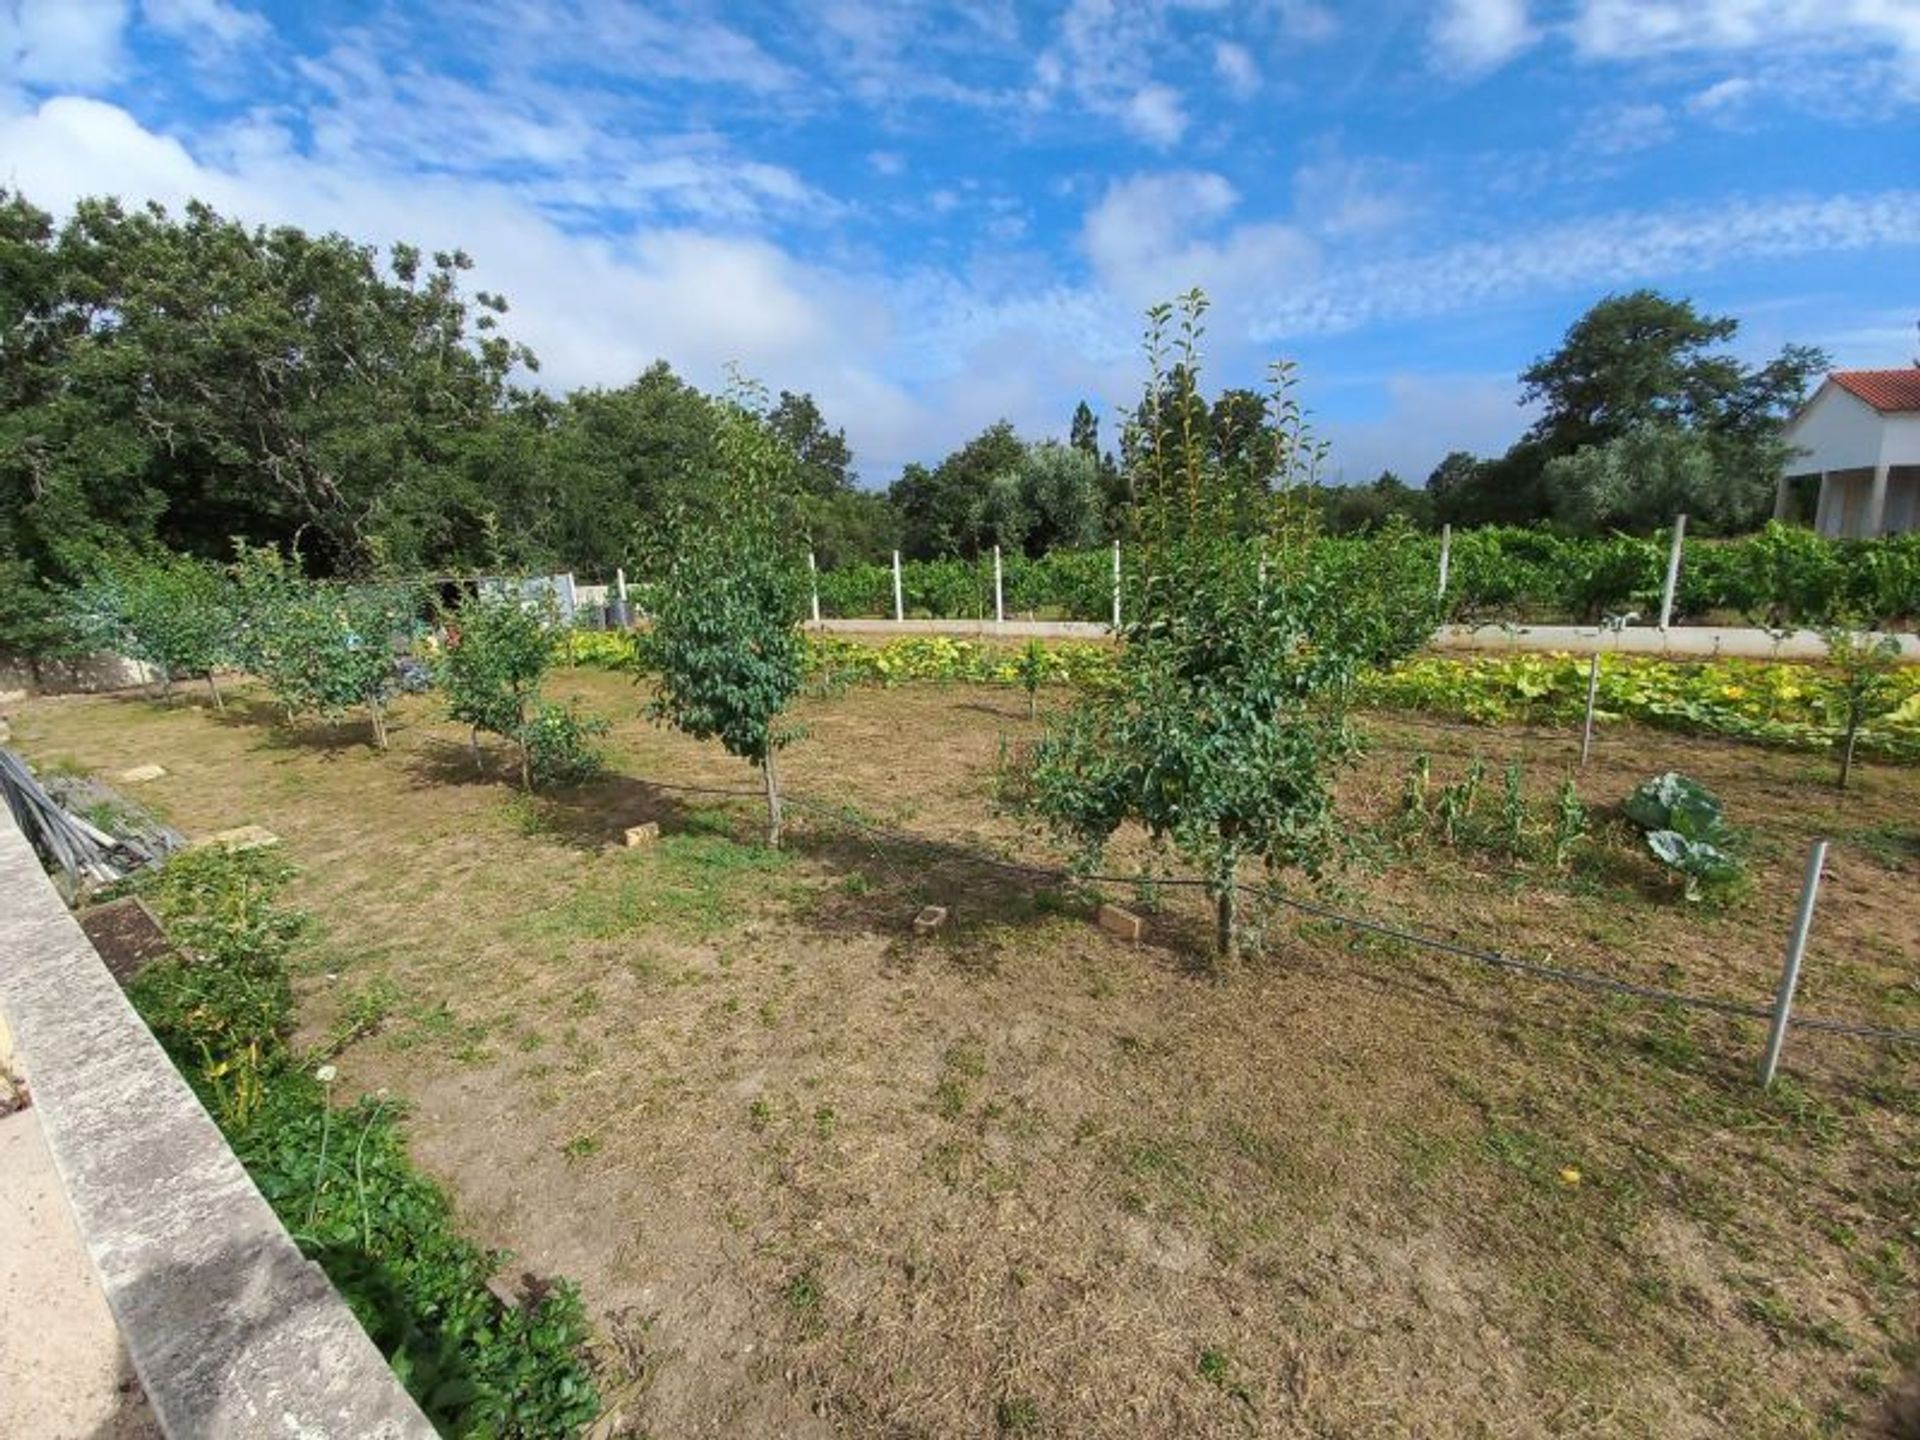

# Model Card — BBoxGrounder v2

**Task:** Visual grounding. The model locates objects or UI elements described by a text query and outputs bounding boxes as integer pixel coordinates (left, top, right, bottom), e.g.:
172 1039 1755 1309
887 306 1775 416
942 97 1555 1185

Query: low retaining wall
0 652 160 697
808 618 1920 662
0 814 433 1438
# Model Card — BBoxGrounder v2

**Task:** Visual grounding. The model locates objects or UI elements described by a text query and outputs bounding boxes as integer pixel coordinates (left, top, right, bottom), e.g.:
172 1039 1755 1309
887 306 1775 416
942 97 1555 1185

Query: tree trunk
157 665 172 701
1213 855 1241 970
519 741 533 792
206 671 225 713
1839 715 1860 791
762 746 784 849
469 724 484 774
368 695 388 751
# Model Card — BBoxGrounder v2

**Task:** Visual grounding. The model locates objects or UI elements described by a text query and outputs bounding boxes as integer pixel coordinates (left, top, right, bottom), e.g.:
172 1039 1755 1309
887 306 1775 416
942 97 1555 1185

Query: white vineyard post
1759 839 1828 1087
1657 514 1687 631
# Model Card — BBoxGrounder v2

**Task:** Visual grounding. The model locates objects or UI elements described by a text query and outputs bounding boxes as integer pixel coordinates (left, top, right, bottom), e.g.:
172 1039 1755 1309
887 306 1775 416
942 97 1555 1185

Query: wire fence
624 772 1920 1054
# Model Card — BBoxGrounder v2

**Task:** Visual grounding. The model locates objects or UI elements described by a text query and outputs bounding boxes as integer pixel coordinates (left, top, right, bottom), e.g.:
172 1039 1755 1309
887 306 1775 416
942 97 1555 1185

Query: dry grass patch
13 668 1920 1437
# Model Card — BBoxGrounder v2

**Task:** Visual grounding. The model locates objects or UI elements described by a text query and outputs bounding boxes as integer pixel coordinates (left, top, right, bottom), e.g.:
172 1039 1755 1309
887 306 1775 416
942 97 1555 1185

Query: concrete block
116 765 168 784
913 905 949 935
623 821 661 847
1097 903 1143 942
190 825 280 852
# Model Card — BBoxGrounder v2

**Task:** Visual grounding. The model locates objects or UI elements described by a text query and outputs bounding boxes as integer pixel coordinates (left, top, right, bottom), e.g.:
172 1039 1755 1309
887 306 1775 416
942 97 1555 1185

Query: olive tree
646 384 808 845
1029 291 1436 967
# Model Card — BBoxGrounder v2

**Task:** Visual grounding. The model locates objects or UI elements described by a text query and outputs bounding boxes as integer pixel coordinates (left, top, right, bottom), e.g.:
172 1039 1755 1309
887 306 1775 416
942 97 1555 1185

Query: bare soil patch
14 670 1920 1437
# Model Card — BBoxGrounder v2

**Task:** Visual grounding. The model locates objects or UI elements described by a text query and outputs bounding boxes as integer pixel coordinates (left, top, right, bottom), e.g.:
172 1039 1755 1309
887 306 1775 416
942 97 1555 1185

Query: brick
913 905 949 935
623 821 661 847
1097 903 1143 942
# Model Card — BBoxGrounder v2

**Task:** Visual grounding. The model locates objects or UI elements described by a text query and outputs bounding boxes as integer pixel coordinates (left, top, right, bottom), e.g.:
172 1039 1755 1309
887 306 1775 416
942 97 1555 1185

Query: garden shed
1776 368 1920 537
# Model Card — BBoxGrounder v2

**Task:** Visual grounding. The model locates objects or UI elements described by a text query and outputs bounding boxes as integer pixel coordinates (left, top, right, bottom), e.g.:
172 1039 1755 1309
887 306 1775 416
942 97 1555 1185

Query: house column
1813 472 1832 535
1866 462 1890 538
1773 472 1792 521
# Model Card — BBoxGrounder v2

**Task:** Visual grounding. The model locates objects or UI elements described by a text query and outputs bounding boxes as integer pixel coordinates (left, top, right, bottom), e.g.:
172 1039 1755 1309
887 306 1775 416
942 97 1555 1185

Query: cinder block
1097 903 1143 942
623 821 661 847
913 905 949 935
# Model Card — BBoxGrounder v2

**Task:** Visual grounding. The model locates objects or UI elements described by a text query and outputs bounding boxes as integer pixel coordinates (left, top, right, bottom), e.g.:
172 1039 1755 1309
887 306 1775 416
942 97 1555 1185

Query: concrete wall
0 814 435 1439
0 651 161 697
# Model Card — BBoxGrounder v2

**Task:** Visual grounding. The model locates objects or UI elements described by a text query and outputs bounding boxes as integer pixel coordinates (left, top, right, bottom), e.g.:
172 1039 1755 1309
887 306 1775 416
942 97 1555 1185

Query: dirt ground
11 666 1920 1438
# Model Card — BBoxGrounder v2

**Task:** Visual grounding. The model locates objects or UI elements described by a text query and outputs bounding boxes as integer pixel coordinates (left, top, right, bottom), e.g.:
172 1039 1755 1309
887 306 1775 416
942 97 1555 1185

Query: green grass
521 831 795 943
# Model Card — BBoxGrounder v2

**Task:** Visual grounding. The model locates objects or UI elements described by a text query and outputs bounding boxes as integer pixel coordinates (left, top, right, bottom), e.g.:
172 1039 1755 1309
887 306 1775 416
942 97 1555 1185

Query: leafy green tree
1821 624 1905 790
1315 471 1437 534
890 421 1027 559
1434 290 1825 529
68 550 236 706
438 591 555 788
647 386 808 845
230 546 413 748
1029 291 1437 968
1543 424 1783 535
1016 441 1105 556
768 390 855 498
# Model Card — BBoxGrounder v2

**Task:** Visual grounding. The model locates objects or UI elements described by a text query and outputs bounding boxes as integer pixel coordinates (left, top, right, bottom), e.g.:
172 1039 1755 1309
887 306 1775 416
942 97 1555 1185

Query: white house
1776 369 1920 537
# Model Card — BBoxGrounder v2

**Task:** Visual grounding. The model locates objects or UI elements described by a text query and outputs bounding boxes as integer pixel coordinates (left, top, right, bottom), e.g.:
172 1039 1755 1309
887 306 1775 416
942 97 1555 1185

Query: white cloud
1 0 128 88
867 150 905 176
1083 170 1319 311
1569 0 1920 62
1686 76 1755 116
1253 190 1920 339
1581 101 1672 154
1292 153 1421 237
1214 40 1259 99
1122 82 1187 146
1320 373 1535 486
1430 0 1538 74
140 0 267 49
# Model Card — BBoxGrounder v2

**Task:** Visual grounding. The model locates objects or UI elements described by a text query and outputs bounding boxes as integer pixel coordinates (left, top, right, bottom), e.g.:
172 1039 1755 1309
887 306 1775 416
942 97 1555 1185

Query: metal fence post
1111 540 1121 630
1579 653 1601 766
892 550 904 623
1759 839 1828 1087
1657 514 1687 631
807 552 821 626
1437 523 1451 602
993 544 1004 625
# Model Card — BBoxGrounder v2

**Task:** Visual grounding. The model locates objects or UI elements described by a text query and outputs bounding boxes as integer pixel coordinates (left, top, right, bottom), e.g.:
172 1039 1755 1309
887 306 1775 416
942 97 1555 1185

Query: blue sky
2 0 1915 487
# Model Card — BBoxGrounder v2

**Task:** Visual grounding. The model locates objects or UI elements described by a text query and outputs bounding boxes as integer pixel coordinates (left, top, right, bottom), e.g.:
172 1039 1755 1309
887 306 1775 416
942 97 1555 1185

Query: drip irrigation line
621 772 1920 1048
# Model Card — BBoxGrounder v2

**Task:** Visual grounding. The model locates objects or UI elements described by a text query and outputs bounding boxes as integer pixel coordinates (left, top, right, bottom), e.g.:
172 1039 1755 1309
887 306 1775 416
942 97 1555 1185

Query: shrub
68 549 237 706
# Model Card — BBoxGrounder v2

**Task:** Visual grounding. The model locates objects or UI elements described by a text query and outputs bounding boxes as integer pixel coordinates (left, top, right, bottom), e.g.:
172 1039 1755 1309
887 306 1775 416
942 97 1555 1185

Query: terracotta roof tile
1831 368 1920 413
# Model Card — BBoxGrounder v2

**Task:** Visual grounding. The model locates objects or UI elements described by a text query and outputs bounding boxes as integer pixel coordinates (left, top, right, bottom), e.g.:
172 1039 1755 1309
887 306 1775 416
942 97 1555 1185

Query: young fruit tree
646 383 809 846
68 550 236 707
437 588 605 790
1028 291 1438 968
1820 622 1905 790
229 544 414 749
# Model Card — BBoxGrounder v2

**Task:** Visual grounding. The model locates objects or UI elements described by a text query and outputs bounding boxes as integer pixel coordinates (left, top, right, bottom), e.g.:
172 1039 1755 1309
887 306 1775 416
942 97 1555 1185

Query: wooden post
1111 540 1121 630
1437 523 1452 602
993 545 1004 625
1759 839 1828 1087
1657 514 1686 631
807 552 820 626
892 550 904 623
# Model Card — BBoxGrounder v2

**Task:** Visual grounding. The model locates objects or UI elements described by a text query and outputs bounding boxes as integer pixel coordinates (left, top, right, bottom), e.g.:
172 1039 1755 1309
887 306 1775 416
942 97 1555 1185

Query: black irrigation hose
627 773 1920 1049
